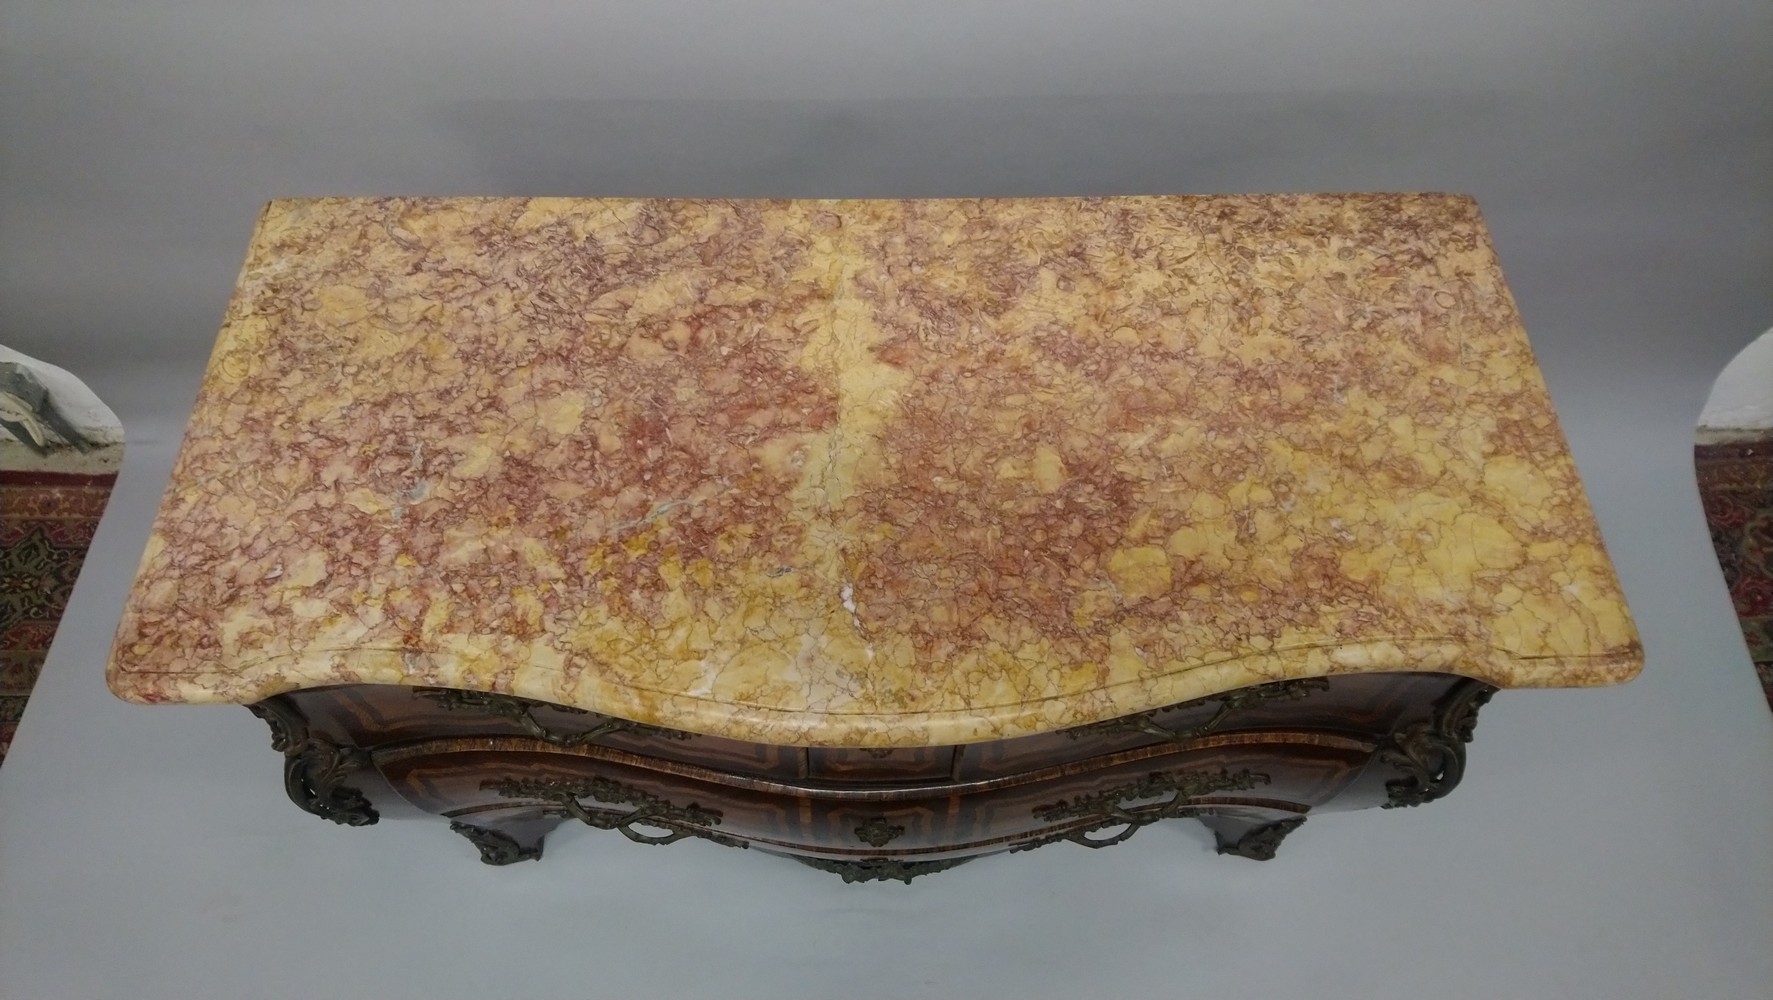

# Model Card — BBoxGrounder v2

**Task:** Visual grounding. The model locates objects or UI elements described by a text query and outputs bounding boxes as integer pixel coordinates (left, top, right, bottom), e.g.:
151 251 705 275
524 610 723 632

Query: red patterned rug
1695 438 1773 709
0 470 117 765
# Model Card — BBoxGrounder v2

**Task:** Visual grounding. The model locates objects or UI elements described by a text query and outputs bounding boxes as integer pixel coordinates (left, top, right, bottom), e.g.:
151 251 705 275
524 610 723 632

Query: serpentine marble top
107 195 1641 746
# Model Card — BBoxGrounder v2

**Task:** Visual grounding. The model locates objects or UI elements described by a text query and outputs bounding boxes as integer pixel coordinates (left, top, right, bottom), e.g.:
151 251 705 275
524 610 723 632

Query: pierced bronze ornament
248 698 378 826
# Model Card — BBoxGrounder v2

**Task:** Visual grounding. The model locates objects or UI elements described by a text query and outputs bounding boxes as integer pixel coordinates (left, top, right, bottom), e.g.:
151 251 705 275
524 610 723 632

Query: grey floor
3 2 1771 998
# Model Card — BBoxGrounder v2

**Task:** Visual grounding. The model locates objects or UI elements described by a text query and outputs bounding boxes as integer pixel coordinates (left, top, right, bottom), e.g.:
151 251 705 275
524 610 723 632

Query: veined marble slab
106 196 1641 746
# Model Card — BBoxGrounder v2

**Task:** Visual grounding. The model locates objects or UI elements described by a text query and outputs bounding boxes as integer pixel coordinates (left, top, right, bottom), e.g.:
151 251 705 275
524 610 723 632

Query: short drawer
285 685 807 780
806 746 955 783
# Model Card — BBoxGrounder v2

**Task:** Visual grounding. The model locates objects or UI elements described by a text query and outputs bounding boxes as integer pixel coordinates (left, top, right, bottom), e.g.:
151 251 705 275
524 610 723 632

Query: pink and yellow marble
106 195 1642 746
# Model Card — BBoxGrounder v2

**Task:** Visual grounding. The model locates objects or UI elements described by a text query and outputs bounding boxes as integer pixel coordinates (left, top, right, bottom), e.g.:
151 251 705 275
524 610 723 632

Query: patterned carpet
0 471 115 766
1695 438 1773 709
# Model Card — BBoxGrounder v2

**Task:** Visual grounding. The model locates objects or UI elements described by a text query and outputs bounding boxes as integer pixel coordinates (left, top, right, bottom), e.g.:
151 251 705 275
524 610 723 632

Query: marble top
106 195 1641 746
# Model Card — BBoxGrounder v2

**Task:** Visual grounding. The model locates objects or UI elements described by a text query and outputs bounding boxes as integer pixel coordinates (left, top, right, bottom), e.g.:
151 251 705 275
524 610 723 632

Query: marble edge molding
105 637 1644 747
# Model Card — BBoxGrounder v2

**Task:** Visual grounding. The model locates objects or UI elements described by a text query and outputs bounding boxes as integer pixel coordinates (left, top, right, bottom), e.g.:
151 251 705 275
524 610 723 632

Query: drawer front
374 733 1373 857
286 672 1456 789
958 672 1460 780
805 746 955 784
250 674 1496 876
288 685 806 780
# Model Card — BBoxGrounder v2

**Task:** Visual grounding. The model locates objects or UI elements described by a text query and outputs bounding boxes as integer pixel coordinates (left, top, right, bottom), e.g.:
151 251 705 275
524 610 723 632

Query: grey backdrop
2 3 1770 998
